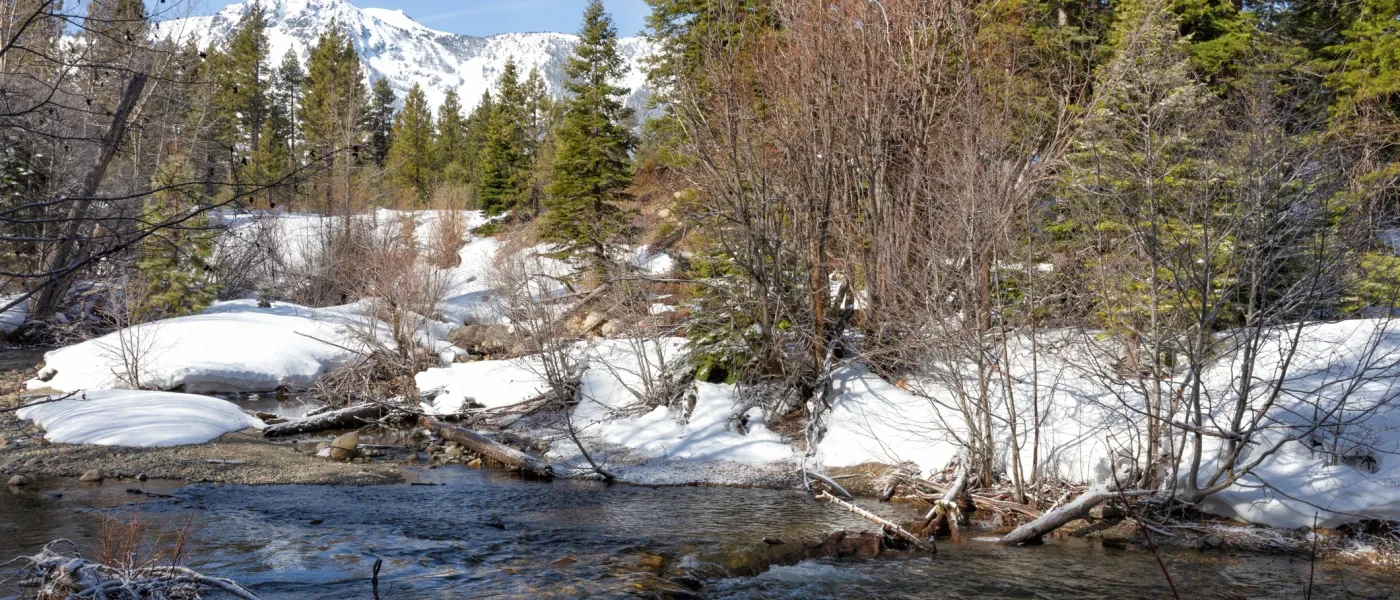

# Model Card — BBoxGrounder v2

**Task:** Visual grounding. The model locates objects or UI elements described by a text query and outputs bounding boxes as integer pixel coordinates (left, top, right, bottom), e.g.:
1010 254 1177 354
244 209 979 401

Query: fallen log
921 458 967 537
262 402 386 436
419 416 555 480
815 491 935 553
998 486 1155 546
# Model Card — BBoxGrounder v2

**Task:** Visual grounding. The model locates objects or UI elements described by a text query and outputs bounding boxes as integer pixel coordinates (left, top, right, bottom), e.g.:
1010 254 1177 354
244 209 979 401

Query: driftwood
419 416 555 480
903 474 1043 521
15 541 261 600
815 492 935 553
921 459 967 536
998 485 1155 545
262 403 386 436
804 469 854 499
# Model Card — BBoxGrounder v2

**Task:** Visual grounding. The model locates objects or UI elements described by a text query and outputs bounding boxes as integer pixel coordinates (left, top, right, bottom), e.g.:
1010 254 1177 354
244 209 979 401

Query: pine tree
476 59 530 215
299 20 366 211
541 0 637 267
1062 0 1217 368
435 89 468 183
459 90 494 187
523 66 556 215
270 49 304 161
137 155 218 318
213 1 271 192
387 83 437 204
363 77 397 167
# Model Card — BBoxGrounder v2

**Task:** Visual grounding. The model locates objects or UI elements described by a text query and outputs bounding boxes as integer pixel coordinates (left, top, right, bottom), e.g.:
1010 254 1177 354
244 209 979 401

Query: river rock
600 320 623 336
137 473 149 482
79 469 103 483
0 435 7 447
328 432 359 461
579 311 607 334
23 458 40 468
8 475 30 486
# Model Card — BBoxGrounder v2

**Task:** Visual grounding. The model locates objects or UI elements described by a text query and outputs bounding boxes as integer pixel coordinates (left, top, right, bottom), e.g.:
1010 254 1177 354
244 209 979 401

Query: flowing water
2 468 1397 600
2 346 1396 599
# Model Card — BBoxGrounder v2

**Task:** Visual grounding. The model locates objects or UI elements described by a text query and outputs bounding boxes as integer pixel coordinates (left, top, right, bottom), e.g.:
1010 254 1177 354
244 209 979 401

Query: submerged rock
8 475 30 486
79 469 103 483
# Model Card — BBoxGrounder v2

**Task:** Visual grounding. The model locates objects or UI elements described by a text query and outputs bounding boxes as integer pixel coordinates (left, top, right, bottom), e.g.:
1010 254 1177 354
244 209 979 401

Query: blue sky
201 0 654 37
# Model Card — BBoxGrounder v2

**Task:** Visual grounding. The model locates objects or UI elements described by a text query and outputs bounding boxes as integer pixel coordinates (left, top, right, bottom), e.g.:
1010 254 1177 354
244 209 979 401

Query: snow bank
576 340 793 465
29 300 374 393
17 389 264 446
0 294 26 334
416 356 551 414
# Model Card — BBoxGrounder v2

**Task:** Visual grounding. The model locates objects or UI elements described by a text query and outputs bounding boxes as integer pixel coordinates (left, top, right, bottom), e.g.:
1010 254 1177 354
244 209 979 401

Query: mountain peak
163 0 653 112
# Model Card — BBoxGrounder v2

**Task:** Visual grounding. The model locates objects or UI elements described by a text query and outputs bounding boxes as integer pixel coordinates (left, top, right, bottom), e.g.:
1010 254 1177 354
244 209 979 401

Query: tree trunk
999 486 1154 546
262 402 386 436
419 416 555 480
31 72 149 319
815 491 935 553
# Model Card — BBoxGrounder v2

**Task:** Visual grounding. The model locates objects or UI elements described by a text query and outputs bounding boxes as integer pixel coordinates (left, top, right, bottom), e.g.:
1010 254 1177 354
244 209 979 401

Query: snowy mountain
159 0 655 113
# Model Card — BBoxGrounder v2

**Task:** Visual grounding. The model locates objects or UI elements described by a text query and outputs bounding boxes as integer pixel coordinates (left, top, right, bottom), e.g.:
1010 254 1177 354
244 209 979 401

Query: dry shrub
312 215 452 407
427 198 468 269
288 215 377 307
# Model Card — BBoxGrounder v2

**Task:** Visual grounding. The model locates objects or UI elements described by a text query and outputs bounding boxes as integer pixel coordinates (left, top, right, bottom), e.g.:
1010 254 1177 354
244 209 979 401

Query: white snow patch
29 300 377 393
0 294 27 334
17 389 264 447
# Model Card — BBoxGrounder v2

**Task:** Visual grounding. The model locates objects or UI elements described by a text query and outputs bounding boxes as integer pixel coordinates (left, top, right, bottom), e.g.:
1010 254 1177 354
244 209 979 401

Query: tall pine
299 20 366 212
476 59 529 215
363 77 397 167
541 0 636 267
435 89 468 183
214 1 271 195
387 83 437 204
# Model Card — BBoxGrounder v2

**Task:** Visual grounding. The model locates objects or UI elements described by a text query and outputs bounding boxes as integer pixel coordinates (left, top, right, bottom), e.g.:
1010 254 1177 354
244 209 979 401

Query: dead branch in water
998 486 1156 546
420 416 555 480
262 402 387 436
815 492 935 553
9 540 262 600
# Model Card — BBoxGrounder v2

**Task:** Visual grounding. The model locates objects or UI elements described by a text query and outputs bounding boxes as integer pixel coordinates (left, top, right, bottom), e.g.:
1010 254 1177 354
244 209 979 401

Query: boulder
79 469 103 483
582 312 607 332
328 431 359 461
600 320 623 337
8 475 30 486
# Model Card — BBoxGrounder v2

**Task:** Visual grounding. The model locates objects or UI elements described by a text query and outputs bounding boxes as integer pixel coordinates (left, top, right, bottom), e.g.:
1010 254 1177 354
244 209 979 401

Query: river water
2 466 1396 599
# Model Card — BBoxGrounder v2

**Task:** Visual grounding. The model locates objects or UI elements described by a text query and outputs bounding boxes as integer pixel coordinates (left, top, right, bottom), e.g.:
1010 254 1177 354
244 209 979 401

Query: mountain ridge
161 0 655 113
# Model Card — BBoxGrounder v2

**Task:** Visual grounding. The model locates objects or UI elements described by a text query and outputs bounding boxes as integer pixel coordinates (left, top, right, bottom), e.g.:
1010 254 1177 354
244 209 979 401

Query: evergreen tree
541 0 637 267
459 90 494 187
523 66 557 215
476 59 530 215
387 84 437 204
137 155 218 318
299 20 366 211
1322 0 1400 207
1062 0 1218 367
363 77 397 167
435 89 468 183
269 49 304 160
213 1 271 191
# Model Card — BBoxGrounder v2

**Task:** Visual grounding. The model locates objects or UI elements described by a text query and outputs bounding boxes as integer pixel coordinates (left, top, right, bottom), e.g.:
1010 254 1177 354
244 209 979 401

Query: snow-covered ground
0 293 26 335
16 389 264 446
28 299 455 394
18 208 1400 532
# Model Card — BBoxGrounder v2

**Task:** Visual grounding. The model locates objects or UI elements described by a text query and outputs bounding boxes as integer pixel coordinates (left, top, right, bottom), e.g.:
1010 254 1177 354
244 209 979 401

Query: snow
416 356 551 414
576 340 794 465
17 389 264 447
28 300 381 393
0 294 27 334
161 0 655 114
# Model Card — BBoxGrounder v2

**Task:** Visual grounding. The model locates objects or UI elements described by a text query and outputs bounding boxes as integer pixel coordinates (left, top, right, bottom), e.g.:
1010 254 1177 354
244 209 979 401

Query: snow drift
17 389 264 446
